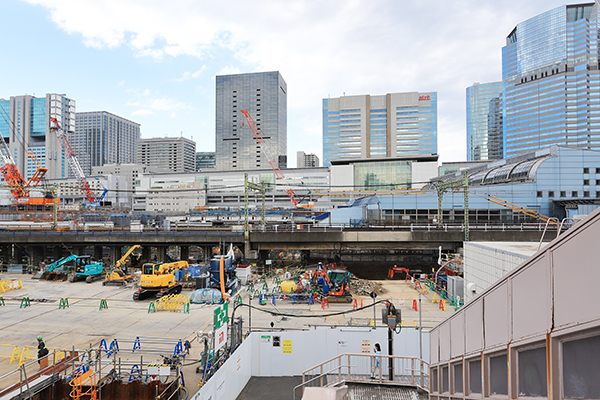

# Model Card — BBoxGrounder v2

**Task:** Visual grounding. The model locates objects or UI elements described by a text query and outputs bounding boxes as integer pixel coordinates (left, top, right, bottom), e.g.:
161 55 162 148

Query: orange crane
0 135 52 206
240 109 299 206
49 117 98 204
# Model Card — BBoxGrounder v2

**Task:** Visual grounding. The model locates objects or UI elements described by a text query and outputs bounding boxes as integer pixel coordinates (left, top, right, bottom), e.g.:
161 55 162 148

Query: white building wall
463 242 535 303
412 161 439 188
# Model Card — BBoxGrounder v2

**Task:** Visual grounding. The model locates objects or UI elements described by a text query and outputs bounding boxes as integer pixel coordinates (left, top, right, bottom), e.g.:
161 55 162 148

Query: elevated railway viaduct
0 224 552 269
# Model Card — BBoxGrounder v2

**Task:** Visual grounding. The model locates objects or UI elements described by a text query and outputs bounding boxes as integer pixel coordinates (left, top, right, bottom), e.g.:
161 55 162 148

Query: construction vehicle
311 263 352 302
387 265 410 280
209 247 241 297
103 245 141 286
39 255 79 281
133 260 188 301
68 256 105 283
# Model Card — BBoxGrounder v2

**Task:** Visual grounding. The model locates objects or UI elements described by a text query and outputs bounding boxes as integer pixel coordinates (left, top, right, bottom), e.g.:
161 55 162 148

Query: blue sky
0 0 574 166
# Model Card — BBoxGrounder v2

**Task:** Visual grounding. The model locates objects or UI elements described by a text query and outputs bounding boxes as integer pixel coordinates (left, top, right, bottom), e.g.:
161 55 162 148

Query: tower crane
0 134 52 205
49 117 98 204
240 109 299 206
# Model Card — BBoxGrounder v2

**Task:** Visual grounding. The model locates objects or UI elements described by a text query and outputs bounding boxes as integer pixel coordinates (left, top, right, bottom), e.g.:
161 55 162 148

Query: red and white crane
49 117 98 204
240 109 299 206
0 133 49 205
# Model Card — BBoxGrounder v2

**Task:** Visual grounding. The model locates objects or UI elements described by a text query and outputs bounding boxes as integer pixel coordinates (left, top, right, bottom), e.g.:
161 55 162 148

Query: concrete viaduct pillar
181 246 190 262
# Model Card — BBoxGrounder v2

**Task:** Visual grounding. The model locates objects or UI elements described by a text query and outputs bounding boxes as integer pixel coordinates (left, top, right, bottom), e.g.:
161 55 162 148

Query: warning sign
282 340 292 354
361 339 371 354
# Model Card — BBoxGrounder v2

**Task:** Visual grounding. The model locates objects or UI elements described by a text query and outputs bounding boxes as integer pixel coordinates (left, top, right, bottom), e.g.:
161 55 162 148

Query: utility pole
435 171 470 241
244 173 266 259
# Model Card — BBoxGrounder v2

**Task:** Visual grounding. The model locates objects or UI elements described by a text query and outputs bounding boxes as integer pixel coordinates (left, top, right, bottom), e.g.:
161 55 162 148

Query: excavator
387 265 409 280
312 263 353 302
103 245 142 286
39 255 78 281
133 260 188 301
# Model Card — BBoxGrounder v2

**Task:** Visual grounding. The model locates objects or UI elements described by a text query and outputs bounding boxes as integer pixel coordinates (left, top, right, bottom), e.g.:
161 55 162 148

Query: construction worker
37 336 48 364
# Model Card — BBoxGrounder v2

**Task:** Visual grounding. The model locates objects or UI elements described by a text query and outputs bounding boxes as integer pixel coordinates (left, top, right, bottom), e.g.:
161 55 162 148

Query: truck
67 256 105 283
133 260 188 301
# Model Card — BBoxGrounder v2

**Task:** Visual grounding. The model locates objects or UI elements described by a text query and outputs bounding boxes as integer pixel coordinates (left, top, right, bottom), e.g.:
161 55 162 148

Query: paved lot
0 272 454 395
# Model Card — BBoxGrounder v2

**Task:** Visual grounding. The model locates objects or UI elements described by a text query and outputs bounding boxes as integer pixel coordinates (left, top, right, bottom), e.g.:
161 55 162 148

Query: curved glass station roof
433 146 557 187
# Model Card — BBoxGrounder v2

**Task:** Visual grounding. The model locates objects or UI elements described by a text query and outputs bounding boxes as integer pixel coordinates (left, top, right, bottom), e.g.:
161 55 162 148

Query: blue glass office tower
0 94 75 180
502 2 600 157
466 82 504 161
323 92 437 166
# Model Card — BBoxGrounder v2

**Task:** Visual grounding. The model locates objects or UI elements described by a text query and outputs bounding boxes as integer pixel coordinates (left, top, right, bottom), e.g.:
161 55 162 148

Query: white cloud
23 0 571 163
125 87 193 117
171 66 207 82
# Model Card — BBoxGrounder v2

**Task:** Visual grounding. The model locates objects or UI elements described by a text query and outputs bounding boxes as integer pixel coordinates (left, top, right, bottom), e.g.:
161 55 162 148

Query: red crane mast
240 109 298 206
49 117 98 204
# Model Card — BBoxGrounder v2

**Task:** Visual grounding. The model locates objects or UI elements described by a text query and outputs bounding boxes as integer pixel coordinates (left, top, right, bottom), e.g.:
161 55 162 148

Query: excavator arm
115 245 141 269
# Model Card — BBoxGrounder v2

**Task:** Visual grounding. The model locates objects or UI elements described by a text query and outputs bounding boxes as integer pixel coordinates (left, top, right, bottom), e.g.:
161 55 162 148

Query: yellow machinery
133 260 188 301
103 245 141 286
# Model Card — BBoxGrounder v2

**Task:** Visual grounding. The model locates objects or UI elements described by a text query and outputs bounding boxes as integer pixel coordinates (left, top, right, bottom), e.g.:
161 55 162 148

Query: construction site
0 253 457 399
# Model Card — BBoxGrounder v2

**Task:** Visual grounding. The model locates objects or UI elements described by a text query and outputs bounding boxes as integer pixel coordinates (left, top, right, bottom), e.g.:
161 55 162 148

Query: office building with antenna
0 93 75 180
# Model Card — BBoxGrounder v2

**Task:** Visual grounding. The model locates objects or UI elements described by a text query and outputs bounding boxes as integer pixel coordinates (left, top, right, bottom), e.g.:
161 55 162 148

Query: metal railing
295 353 429 399
0 221 567 237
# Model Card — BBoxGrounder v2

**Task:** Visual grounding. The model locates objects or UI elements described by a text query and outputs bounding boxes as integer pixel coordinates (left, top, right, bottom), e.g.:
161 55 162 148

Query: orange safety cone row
412 299 418 311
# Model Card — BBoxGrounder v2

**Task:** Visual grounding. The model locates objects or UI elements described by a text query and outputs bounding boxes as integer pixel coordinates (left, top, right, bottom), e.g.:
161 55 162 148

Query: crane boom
49 117 98 204
240 109 298 206
0 134 48 203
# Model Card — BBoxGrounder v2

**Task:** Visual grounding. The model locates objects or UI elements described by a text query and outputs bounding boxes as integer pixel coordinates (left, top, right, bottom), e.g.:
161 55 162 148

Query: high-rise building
74 111 140 176
322 92 437 166
196 152 216 170
0 93 75 180
137 137 196 173
297 151 320 168
502 1 600 157
215 71 287 171
466 82 504 161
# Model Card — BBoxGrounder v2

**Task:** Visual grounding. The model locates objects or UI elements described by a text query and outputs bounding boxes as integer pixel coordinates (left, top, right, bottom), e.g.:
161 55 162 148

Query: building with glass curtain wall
502 1 600 157
466 82 504 161
323 92 437 166
74 111 140 176
215 71 287 171
0 93 75 180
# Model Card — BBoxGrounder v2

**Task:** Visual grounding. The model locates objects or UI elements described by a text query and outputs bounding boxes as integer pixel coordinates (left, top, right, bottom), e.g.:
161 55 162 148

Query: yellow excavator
133 260 188 301
103 245 141 286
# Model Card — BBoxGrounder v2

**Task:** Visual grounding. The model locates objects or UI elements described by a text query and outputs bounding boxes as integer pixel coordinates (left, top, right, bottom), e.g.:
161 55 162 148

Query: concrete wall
429 206 600 400
192 326 429 400
462 242 534 302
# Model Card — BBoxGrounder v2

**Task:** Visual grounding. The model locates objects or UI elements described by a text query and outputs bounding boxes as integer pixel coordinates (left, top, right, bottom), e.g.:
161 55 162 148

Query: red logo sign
419 95 430 101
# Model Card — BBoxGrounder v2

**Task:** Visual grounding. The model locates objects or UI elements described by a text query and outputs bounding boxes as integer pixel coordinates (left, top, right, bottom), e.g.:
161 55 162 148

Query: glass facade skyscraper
466 82 504 161
215 71 287 171
502 2 600 157
0 93 75 180
74 111 140 176
323 92 437 166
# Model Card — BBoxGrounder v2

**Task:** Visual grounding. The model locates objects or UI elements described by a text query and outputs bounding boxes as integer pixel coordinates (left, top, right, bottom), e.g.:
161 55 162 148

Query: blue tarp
312 212 330 220
343 196 380 208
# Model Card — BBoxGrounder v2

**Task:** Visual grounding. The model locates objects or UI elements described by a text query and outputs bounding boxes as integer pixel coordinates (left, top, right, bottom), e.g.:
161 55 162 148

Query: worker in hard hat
37 336 48 364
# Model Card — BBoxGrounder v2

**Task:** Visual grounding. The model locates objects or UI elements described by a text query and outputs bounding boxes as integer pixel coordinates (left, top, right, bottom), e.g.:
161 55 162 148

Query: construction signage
214 301 228 351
